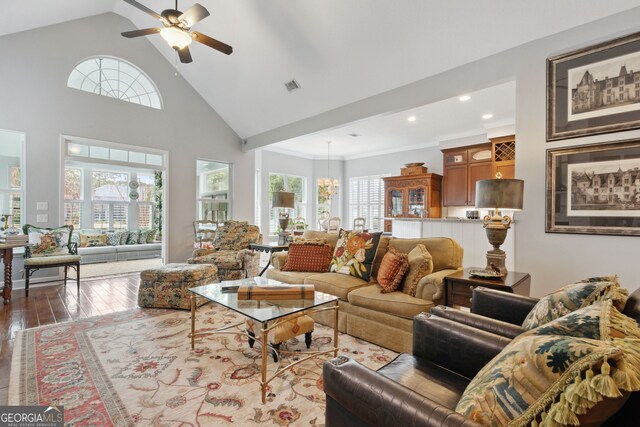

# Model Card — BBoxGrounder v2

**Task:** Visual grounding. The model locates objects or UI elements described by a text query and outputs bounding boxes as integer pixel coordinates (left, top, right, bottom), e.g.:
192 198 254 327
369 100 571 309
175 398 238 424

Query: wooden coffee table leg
261 321 268 403
190 294 196 350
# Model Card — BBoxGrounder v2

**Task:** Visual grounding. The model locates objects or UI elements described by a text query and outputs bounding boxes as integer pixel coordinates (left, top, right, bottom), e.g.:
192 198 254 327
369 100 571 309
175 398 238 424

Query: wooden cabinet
383 172 442 232
444 267 531 308
442 143 492 206
491 135 516 179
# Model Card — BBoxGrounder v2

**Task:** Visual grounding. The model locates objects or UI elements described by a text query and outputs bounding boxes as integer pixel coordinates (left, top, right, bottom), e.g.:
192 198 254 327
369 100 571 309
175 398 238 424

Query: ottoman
138 263 219 309
245 314 315 362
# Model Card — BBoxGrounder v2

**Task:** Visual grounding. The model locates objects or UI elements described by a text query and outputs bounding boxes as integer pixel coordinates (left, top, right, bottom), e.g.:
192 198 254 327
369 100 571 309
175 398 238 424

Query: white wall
0 13 254 268
247 8 640 295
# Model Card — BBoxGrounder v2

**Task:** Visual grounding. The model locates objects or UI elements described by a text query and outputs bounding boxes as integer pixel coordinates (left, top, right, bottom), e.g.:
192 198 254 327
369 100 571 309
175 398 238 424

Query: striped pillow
377 247 409 293
282 242 333 272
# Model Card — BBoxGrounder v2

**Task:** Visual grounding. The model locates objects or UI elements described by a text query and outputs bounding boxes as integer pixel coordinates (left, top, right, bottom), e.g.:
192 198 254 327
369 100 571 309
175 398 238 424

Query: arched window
67 56 162 109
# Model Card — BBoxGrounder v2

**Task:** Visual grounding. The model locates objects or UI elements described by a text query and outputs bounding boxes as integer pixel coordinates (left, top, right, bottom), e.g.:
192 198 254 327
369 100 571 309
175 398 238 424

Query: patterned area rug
9 304 397 426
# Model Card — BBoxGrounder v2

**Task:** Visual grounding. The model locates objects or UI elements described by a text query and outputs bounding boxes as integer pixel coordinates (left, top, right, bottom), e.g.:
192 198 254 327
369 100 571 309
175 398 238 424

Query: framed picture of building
547 31 640 141
546 138 640 235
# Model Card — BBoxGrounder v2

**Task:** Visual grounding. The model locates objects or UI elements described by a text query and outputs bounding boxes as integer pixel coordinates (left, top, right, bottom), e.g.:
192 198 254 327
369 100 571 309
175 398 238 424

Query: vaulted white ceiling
4 0 640 156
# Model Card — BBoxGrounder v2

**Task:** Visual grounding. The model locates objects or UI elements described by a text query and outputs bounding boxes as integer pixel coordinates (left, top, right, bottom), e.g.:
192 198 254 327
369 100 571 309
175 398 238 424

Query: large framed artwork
546 139 640 235
547 32 640 141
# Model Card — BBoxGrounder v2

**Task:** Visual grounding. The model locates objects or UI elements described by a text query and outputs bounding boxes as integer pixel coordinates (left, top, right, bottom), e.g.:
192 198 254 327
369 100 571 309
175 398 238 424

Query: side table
249 243 289 276
1 243 23 304
444 267 531 309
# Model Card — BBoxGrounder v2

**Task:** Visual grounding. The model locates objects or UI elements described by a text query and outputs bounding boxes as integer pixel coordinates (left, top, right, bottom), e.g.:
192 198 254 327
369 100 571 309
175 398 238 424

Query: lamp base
485 249 507 277
278 231 290 246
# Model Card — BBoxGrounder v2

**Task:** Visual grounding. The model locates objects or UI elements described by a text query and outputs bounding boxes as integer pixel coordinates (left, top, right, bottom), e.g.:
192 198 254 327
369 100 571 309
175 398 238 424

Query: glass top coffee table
188 277 339 403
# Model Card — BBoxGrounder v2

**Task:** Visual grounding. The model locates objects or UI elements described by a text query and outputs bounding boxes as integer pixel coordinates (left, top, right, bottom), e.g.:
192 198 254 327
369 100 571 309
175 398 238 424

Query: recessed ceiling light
482 113 494 119
459 95 471 102
407 116 417 122
348 133 361 137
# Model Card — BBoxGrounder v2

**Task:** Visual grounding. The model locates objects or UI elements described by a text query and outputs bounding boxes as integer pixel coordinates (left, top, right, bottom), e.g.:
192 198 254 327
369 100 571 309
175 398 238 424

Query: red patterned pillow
377 247 409 293
281 242 333 272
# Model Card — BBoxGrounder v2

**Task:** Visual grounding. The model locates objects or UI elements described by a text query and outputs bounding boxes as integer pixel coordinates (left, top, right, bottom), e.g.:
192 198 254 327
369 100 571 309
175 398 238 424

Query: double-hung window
348 175 387 231
268 173 307 234
91 171 129 230
0 131 24 230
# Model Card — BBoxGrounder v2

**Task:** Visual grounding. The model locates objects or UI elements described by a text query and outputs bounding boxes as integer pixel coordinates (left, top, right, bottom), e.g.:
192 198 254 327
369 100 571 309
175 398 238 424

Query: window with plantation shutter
348 174 388 231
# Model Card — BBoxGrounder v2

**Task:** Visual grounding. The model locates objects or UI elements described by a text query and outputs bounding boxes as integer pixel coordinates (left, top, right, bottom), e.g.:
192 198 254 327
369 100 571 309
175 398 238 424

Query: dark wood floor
0 274 141 405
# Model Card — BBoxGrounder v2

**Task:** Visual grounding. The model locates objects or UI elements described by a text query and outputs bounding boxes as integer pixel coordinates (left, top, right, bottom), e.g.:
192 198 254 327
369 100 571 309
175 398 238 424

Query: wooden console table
1 242 23 304
444 267 531 308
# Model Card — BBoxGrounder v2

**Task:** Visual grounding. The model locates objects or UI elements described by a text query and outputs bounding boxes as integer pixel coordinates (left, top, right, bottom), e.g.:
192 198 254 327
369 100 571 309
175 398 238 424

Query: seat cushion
140 263 218 282
378 353 470 409
116 243 162 253
188 250 244 269
77 246 116 255
25 254 81 266
266 269 318 284
303 272 369 300
348 284 433 318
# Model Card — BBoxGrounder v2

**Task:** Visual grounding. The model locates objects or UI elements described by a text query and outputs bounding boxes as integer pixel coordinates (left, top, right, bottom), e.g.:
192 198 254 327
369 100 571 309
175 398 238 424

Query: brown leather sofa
323 287 640 426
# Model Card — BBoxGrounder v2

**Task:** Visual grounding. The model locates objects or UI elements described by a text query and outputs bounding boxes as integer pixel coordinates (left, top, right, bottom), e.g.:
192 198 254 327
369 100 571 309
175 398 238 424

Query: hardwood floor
0 273 141 405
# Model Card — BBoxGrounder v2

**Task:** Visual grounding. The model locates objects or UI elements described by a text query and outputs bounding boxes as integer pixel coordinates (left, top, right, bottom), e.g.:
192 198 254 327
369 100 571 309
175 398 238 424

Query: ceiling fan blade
122 0 162 20
178 46 193 63
191 31 233 55
179 3 210 28
121 28 161 38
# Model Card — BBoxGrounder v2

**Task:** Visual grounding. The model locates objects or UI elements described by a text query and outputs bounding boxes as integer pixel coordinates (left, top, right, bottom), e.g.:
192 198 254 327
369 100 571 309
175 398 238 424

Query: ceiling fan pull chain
174 51 179 76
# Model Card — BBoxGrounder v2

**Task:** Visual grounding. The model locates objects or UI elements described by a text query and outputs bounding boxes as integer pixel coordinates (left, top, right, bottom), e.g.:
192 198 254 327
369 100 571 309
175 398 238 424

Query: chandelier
317 141 339 200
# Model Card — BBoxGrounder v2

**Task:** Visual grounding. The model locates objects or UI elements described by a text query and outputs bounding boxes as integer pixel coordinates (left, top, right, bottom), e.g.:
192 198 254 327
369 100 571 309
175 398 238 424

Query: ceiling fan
121 0 233 64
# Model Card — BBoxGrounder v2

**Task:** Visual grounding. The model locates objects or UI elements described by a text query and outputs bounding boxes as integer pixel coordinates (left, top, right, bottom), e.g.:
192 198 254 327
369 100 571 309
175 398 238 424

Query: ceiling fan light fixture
160 27 193 49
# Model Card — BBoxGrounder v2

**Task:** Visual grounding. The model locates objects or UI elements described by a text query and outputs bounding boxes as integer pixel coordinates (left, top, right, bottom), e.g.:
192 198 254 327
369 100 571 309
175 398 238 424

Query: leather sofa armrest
270 252 288 270
415 269 459 303
323 356 483 427
471 287 538 326
413 313 511 379
430 305 526 339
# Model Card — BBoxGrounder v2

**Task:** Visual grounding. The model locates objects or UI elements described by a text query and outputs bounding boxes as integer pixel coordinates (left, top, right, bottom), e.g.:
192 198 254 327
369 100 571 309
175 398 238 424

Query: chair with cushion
23 224 81 296
187 220 262 281
193 220 217 248
327 217 341 233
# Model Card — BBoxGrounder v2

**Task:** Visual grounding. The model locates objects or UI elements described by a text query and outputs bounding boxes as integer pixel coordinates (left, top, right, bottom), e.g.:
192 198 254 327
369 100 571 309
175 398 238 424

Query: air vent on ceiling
284 79 301 92
348 133 360 137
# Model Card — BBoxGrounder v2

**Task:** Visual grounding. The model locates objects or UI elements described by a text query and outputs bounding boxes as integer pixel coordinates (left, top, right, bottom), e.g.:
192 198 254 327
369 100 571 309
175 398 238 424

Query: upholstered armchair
187 220 262 281
323 313 506 427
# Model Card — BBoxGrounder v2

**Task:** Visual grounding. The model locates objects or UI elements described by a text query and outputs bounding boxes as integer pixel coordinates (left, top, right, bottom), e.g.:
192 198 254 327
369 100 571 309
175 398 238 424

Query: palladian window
67 56 162 109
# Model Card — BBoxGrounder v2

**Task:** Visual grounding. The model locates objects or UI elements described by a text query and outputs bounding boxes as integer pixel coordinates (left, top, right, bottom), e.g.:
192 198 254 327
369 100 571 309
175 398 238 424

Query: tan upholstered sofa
266 231 464 352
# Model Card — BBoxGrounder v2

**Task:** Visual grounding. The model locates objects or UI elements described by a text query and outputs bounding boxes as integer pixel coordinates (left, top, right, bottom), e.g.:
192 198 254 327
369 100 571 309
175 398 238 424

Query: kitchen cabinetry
491 135 516 179
442 143 492 207
383 171 442 232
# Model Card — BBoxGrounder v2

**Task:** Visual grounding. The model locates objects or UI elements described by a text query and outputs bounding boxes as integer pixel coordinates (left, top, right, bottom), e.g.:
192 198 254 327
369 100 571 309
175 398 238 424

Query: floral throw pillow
329 229 382 282
522 276 628 329
524 300 640 341
23 224 73 257
455 333 640 426
80 233 107 247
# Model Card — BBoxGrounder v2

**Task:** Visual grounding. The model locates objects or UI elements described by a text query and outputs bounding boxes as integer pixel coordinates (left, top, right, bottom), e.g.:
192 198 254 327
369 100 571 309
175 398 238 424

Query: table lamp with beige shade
272 191 295 245
474 176 524 277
